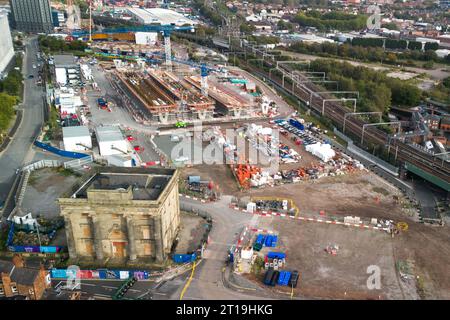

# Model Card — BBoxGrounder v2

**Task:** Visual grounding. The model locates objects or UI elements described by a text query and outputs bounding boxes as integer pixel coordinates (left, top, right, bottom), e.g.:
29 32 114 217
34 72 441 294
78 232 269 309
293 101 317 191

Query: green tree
443 77 450 89
0 93 17 133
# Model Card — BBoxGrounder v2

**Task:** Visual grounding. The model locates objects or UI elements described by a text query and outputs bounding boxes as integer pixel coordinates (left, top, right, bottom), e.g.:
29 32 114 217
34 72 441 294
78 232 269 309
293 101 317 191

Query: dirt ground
165 121 450 299
247 217 404 299
234 171 450 300
175 212 209 254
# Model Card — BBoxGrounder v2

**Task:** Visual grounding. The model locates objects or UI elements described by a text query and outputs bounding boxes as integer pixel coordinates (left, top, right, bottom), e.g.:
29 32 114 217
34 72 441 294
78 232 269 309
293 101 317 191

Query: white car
32 64 36 69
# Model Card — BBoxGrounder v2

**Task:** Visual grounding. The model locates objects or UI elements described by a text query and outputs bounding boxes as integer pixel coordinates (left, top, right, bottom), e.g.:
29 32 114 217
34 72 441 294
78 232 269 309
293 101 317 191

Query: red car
127 135 136 141
142 161 157 167
134 146 144 152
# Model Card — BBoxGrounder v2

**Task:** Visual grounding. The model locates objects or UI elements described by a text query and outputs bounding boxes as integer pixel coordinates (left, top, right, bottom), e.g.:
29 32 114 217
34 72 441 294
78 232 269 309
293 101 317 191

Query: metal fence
22 159 61 172
347 142 399 176
64 155 93 170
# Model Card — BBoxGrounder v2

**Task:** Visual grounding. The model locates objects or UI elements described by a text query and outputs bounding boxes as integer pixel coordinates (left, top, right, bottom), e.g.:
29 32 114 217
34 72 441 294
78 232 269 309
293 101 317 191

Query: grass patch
372 186 390 196
27 172 39 187
56 167 80 177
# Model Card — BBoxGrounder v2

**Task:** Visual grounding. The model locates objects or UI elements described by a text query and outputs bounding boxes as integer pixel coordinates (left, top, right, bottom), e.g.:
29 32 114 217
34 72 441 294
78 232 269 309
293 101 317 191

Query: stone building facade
58 167 180 263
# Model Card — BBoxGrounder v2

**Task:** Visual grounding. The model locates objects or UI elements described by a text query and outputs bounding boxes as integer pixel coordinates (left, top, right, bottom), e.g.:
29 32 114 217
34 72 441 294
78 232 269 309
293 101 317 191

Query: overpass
405 162 450 192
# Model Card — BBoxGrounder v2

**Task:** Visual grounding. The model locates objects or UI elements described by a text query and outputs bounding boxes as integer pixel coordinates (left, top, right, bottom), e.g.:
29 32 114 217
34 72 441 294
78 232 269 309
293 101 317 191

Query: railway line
239 56 450 185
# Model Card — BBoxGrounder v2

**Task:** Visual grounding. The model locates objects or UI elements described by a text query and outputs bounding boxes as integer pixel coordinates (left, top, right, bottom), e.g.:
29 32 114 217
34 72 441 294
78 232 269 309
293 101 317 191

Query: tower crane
146 53 226 97
71 24 195 71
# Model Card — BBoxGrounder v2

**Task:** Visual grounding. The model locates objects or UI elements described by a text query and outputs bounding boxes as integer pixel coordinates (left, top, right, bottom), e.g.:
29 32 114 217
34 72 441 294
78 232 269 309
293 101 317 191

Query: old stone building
58 167 180 263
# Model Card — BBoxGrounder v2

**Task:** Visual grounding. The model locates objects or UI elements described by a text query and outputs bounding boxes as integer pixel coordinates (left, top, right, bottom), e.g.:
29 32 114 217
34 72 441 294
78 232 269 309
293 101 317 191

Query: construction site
108 63 261 125
113 68 216 123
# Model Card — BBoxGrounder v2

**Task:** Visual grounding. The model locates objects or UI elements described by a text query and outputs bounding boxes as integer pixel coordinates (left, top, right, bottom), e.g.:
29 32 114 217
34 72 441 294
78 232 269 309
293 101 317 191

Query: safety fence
6 222 66 254
63 155 94 170
50 268 163 280
22 159 61 172
34 140 90 159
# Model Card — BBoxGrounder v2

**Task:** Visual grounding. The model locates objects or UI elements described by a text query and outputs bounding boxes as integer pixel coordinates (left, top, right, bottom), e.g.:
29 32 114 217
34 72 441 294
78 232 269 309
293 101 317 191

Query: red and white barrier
228 205 388 232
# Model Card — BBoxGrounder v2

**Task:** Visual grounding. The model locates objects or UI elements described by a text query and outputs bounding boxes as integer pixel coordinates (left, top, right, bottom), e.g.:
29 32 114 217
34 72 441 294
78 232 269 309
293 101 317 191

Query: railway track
240 57 450 184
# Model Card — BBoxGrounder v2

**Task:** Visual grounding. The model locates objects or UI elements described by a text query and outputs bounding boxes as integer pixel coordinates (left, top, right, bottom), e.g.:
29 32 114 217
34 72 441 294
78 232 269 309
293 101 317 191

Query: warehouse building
58 167 181 263
0 10 14 78
95 126 129 156
62 126 92 152
127 7 197 26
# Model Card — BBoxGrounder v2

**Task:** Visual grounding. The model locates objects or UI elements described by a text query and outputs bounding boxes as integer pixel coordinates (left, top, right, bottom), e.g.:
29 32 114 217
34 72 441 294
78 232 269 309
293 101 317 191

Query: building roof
95 126 124 143
127 8 196 26
69 167 177 201
10 267 41 286
54 54 77 68
0 260 15 275
63 126 90 139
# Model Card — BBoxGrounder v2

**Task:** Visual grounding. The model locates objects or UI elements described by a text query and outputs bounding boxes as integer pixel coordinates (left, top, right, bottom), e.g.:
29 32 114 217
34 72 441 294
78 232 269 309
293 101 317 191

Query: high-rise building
0 10 14 77
9 0 53 33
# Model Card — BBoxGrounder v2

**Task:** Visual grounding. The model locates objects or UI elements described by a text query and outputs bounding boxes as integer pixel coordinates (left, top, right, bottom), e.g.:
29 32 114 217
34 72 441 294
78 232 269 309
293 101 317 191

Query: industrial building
58 167 181 263
127 7 197 26
53 54 80 86
62 126 92 152
0 10 14 78
9 0 53 33
95 126 129 156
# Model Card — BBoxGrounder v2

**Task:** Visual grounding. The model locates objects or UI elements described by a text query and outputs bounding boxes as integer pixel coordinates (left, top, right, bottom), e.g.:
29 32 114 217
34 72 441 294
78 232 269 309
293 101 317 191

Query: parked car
289 270 299 288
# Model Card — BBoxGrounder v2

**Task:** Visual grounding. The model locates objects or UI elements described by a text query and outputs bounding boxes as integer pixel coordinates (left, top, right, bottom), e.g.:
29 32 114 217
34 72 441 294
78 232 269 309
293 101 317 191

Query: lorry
97 97 108 110
289 118 305 131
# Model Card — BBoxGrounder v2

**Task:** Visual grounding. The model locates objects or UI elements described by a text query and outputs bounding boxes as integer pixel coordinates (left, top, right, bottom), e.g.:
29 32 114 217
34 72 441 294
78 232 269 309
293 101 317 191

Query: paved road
49 197 264 300
0 36 44 216
85 64 161 163
171 197 269 300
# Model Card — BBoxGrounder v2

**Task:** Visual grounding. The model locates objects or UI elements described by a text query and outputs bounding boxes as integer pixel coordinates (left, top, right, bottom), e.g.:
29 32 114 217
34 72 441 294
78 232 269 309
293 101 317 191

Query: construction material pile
305 142 336 162
279 144 301 164
259 96 278 117
247 151 364 188
203 126 237 164
245 124 278 158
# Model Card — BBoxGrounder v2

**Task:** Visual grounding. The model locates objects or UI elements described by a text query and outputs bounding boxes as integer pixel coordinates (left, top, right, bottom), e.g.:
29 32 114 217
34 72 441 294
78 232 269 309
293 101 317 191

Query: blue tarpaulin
173 253 197 263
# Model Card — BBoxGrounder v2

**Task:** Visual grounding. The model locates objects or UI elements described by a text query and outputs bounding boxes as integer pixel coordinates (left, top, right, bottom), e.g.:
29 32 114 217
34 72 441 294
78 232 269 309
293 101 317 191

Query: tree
381 22 399 30
0 70 23 97
442 77 450 88
0 93 17 133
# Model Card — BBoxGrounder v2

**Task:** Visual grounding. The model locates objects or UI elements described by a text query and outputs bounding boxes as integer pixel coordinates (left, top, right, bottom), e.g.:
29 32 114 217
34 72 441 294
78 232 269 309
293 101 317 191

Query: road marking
81 283 96 287
93 294 112 300
153 292 167 296
179 260 198 300
102 286 118 290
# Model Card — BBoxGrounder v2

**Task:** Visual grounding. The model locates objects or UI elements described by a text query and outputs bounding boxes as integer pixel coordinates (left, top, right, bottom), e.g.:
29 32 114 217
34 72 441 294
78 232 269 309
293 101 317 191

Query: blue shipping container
289 119 305 130
267 252 286 260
